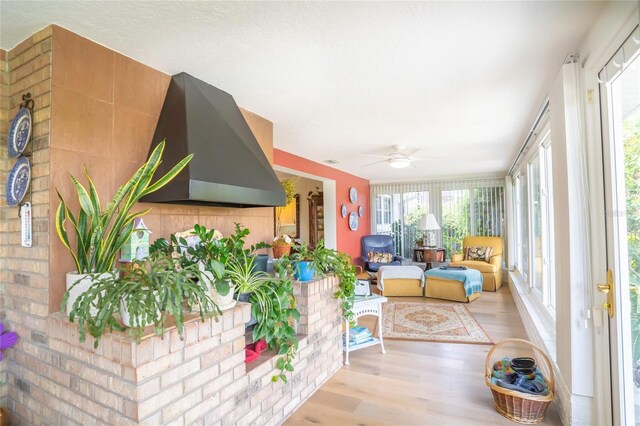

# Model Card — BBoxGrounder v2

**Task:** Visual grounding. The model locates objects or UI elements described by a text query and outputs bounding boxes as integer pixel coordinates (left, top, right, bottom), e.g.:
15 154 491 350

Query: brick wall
0 47 8 403
14 277 341 425
0 26 53 417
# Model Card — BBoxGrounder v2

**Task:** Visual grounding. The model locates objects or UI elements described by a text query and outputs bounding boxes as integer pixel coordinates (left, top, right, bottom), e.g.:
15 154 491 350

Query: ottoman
424 267 483 303
376 265 424 297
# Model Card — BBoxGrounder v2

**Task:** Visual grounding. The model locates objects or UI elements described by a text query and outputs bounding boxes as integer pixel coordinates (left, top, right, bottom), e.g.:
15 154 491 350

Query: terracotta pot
272 244 291 258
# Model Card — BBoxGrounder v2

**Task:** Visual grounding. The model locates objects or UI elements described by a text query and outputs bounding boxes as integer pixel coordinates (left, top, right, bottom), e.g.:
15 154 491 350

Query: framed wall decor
274 194 300 238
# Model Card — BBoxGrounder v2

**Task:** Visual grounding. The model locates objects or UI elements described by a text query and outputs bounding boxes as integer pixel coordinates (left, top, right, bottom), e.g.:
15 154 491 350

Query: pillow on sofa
368 252 393 263
465 246 492 262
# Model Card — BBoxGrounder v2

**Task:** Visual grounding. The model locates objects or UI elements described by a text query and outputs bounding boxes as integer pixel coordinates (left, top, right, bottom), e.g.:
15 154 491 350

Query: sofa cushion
368 252 393 263
449 260 499 273
465 246 492 262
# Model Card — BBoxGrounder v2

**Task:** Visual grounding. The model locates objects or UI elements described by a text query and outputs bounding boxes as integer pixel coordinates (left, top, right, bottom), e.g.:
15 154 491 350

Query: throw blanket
425 268 483 297
377 265 425 291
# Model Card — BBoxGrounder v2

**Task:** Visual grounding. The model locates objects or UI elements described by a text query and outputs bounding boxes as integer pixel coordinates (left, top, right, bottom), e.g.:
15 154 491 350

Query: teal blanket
425 268 483 297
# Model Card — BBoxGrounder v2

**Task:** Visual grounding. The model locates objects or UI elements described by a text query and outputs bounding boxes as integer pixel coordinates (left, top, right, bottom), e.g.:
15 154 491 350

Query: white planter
202 272 236 311
65 271 114 317
120 292 161 328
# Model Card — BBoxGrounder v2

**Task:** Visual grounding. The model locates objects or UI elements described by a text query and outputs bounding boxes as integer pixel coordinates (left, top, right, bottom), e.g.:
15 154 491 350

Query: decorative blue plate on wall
349 211 359 231
341 204 347 218
8 107 32 158
6 157 30 206
358 205 364 217
349 187 358 204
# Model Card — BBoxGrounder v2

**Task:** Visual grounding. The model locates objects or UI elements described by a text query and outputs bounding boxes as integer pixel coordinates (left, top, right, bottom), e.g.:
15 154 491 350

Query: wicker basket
485 338 555 424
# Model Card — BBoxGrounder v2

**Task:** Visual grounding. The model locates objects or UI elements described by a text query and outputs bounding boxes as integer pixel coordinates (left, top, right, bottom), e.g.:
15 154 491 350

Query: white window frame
511 123 555 319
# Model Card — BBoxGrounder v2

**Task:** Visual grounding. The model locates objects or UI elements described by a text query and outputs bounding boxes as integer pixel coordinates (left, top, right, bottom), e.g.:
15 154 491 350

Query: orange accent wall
273 149 370 261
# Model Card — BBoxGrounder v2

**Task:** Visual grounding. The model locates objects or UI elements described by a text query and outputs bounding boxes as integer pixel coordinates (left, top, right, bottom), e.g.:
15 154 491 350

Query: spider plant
55 140 193 274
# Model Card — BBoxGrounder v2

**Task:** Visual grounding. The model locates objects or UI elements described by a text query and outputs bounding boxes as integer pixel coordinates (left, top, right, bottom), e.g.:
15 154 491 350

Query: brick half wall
12 276 342 425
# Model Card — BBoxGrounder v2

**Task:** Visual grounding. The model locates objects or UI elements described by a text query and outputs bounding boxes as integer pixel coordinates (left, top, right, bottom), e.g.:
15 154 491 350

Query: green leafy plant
63 251 219 347
226 252 269 295
273 240 356 323
311 240 357 323
55 140 193 274
251 272 300 383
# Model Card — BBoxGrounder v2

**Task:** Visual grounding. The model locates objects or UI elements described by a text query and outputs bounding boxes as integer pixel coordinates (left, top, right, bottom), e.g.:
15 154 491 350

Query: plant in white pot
64 251 219 346
56 140 193 316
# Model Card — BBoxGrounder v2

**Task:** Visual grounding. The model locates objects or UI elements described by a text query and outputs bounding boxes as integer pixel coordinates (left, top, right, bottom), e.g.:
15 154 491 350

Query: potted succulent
63 250 219 346
272 234 293 258
56 140 192 316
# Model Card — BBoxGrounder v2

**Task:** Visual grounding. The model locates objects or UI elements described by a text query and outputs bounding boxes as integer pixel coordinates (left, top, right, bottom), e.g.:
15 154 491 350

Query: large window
515 173 529 278
441 189 470 257
372 179 504 260
511 129 555 314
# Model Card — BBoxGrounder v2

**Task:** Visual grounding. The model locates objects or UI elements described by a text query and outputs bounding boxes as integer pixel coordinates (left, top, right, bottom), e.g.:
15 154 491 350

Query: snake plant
55 140 193 274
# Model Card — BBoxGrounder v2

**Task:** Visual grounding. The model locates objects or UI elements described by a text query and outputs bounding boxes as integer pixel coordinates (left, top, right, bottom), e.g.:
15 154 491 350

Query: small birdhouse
120 218 152 262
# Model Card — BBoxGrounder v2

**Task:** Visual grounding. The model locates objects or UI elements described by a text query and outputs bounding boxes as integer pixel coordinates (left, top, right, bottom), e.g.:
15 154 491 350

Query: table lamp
419 213 440 248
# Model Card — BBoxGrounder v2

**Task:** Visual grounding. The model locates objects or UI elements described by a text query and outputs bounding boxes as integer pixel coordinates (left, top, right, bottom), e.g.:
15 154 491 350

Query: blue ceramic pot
293 261 315 282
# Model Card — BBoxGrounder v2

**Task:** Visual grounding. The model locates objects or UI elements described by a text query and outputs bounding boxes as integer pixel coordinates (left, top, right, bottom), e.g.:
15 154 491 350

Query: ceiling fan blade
411 154 470 161
404 148 420 156
362 159 389 167
355 153 391 158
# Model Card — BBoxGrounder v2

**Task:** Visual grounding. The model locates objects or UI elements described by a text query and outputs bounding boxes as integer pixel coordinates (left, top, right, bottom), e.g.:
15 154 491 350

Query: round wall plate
341 204 347 218
6 157 31 206
358 205 364 217
348 212 359 231
349 187 358 203
8 107 32 158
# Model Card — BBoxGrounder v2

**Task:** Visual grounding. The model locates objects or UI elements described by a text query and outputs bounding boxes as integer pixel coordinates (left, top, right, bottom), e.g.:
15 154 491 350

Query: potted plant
225 251 270 326
56 140 192 316
63 251 219 346
272 234 293 258
251 272 300 383
166 225 236 311
311 240 357 324
289 242 317 282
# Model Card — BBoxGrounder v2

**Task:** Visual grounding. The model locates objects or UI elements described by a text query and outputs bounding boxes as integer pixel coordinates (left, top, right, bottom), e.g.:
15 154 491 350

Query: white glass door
601 48 640 426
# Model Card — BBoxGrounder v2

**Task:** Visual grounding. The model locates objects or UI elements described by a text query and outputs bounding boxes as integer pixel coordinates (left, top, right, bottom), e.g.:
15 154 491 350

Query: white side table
343 294 387 365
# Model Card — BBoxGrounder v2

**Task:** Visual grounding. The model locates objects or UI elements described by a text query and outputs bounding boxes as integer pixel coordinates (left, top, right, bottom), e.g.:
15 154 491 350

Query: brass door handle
598 270 614 319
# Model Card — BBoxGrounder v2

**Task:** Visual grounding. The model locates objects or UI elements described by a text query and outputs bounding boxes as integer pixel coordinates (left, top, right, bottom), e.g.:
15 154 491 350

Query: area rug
380 301 493 345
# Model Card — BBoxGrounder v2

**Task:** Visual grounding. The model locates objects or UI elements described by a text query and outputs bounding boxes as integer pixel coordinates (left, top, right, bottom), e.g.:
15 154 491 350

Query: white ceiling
0 1 603 182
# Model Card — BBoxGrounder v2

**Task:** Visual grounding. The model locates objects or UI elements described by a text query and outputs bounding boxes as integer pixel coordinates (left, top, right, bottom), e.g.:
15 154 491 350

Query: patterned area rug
381 301 493 345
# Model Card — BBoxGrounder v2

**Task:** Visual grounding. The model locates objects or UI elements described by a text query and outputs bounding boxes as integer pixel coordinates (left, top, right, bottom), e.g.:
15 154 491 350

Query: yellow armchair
449 236 503 291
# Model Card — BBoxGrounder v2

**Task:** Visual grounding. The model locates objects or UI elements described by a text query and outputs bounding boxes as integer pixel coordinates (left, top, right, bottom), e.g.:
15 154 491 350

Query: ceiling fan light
389 158 410 168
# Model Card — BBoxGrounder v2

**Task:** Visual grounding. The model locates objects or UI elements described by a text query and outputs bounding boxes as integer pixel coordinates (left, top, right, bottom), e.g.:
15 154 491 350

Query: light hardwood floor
285 286 561 426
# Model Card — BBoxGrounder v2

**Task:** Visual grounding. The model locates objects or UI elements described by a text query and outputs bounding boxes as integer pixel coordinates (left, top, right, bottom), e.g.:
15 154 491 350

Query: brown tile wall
0 25 293 424
0 26 53 420
48 26 275 313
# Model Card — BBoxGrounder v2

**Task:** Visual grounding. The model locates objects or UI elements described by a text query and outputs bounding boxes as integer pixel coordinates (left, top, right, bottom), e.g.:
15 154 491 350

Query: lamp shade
419 213 440 231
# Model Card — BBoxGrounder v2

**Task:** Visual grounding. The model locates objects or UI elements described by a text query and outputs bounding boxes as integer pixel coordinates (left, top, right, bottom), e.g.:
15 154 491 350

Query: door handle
597 270 614 318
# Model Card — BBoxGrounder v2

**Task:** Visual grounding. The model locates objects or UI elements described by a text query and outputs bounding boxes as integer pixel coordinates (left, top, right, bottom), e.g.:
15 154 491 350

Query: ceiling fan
358 144 433 169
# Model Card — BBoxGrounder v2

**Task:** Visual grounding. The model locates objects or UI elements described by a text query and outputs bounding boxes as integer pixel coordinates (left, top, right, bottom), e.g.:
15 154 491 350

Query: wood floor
285 286 562 426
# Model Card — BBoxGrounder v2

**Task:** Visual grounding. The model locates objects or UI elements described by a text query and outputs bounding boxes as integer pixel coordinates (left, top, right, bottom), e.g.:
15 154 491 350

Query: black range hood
140 72 286 208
